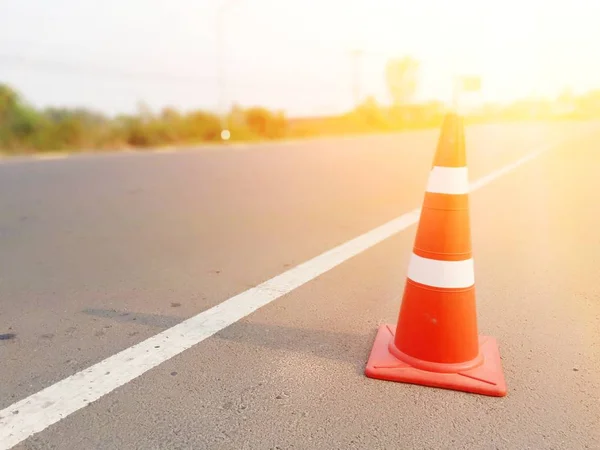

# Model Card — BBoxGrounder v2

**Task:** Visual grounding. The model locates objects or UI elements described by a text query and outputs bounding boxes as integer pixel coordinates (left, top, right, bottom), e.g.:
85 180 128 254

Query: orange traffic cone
365 112 507 397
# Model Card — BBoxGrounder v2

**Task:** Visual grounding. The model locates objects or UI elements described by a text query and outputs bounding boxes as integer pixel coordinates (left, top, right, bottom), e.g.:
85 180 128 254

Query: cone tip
433 113 466 168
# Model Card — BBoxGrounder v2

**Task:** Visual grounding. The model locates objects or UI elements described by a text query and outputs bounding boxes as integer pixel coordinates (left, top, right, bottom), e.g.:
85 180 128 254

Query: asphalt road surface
1 121 599 450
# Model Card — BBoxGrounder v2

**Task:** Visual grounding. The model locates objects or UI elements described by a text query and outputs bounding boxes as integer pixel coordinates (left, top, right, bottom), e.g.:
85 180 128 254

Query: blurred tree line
2 70 600 155
0 84 288 154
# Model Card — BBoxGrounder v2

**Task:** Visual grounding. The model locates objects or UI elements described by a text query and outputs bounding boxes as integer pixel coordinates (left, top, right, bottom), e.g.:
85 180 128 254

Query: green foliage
0 82 291 153
243 107 287 139
345 96 390 131
0 85 45 151
1 80 600 156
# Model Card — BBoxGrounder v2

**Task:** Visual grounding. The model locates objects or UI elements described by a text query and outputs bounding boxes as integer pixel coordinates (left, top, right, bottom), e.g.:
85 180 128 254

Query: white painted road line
33 153 69 161
0 142 558 450
151 147 178 154
0 153 69 166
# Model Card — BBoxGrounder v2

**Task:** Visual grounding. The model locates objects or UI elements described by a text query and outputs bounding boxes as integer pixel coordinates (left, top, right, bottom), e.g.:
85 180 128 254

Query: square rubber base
365 324 507 397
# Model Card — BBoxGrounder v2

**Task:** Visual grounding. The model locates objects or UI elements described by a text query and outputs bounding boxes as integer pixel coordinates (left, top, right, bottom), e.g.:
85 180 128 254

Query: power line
0 48 395 80
0 50 401 114
0 54 216 84
351 49 364 107
1 53 368 92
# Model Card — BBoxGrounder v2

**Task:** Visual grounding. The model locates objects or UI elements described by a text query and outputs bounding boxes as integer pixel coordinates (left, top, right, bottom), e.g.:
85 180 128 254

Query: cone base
365 324 507 397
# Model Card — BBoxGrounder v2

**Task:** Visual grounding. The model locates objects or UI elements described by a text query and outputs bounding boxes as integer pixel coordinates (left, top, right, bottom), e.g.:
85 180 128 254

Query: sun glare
340 0 600 104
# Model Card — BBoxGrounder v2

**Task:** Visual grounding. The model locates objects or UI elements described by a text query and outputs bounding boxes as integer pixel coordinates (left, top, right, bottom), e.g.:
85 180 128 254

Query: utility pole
351 49 364 108
217 0 239 141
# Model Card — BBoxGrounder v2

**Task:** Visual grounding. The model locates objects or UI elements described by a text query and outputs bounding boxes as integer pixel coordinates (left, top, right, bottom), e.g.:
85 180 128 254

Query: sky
1 0 599 117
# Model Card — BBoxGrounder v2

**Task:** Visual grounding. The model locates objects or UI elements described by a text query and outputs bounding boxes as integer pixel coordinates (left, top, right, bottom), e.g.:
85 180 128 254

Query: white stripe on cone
426 166 469 195
407 253 475 288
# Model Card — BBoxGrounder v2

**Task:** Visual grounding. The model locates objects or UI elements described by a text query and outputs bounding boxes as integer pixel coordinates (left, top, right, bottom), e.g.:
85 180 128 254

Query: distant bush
0 83 291 153
243 107 287 139
1 81 600 155
0 85 45 152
